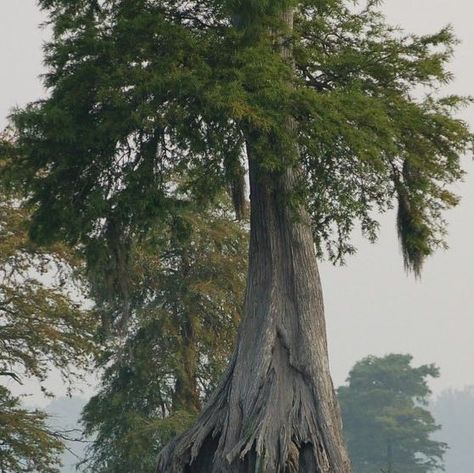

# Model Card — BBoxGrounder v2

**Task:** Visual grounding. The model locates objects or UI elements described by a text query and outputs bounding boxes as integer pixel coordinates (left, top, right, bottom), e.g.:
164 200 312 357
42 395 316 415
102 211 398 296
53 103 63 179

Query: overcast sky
1 1 473 405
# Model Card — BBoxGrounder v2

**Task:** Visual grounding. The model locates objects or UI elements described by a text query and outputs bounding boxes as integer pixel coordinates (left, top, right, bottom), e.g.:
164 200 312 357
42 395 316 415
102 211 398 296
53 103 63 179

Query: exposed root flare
156 337 345 473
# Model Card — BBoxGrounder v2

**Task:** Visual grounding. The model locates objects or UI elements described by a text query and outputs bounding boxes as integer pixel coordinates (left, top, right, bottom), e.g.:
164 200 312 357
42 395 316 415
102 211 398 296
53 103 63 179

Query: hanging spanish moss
396 161 431 278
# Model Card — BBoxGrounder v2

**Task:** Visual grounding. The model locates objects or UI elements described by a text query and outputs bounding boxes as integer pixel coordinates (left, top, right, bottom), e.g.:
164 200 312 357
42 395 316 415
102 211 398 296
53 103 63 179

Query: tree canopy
338 354 446 473
10 0 472 275
0 387 64 473
1 132 246 472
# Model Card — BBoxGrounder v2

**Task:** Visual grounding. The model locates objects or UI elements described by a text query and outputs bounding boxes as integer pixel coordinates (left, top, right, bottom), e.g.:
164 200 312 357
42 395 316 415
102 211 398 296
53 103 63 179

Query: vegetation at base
80 202 247 473
338 354 446 473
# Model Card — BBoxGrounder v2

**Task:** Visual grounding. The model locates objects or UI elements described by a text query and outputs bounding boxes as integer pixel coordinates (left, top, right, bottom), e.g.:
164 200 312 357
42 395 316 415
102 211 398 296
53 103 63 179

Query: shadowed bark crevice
184 435 220 473
298 443 317 472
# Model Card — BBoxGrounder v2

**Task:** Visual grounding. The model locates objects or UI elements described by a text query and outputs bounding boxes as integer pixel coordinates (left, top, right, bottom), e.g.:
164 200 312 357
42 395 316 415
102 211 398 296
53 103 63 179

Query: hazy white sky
1 1 473 404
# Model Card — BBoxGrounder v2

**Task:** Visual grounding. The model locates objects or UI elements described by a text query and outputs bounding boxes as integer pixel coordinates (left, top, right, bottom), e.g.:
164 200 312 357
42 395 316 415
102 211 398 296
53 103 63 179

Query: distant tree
81 204 247 473
338 354 446 473
432 386 474 473
0 137 97 473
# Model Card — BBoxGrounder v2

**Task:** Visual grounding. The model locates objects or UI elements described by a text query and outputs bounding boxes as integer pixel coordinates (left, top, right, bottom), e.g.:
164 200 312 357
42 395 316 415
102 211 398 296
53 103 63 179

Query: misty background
1 1 473 472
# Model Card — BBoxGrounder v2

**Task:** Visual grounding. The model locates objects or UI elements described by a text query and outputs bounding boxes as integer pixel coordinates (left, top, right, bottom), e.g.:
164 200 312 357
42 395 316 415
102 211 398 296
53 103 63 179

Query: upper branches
293 1 472 268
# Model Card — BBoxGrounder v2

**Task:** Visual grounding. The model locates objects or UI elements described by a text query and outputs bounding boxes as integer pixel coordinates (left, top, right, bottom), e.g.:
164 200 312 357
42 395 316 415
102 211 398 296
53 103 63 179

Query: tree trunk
156 5 351 472
156 141 351 472
172 251 201 413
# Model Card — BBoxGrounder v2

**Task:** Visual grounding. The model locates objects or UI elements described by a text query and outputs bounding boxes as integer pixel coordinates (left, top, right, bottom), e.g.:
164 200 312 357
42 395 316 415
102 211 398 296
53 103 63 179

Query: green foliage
4 1 472 466
0 155 97 387
8 0 472 277
293 3 471 267
0 137 97 473
0 386 64 473
81 203 247 473
338 354 447 473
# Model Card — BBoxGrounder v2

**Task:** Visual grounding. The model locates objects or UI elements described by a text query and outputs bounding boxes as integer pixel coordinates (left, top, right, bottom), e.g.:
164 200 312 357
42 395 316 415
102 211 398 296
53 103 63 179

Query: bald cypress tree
10 0 472 471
